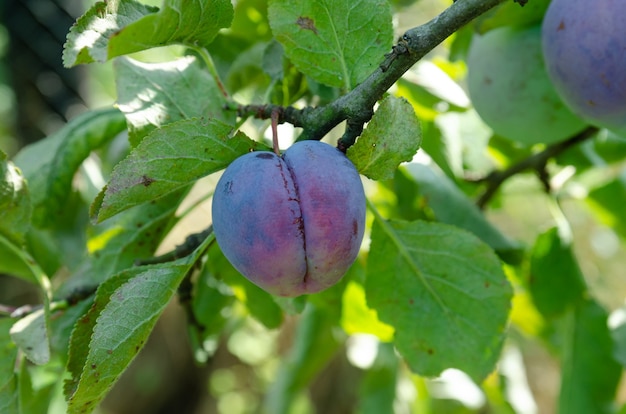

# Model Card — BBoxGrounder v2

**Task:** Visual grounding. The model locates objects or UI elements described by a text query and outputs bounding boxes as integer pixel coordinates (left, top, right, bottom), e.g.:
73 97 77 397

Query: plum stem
271 108 280 155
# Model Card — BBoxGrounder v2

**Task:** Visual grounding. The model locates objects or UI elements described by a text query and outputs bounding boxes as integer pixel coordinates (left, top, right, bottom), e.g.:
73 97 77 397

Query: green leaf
114 55 234 146
65 236 212 414
347 96 421 180
529 228 586 318
0 151 31 245
63 0 233 67
366 218 512 382
9 309 50 365
558 300 622 414
268 0 393 90
401 164 523 263
93 120 265 222
0 236 39 283
12 108 127 228
586 174 626 239
0 319 19 414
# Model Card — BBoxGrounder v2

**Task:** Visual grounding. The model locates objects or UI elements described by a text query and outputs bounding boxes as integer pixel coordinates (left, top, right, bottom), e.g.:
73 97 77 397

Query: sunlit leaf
63 0 233 66
341 281 394 342
9 309 49 365
366 218 512 382
268 0 393 90
0 151 31 245
114 56 234 145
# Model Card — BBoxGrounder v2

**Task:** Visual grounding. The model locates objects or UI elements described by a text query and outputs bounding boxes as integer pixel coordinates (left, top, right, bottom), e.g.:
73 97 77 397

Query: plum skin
542 0 626 133
212 140 366 297
467 25 587 145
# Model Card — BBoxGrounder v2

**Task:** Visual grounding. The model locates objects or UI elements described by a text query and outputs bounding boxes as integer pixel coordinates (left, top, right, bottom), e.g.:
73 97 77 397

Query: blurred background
1 0 625 413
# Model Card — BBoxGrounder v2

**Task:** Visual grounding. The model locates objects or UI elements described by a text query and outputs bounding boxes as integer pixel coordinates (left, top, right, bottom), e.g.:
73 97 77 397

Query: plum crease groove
281 153 311 288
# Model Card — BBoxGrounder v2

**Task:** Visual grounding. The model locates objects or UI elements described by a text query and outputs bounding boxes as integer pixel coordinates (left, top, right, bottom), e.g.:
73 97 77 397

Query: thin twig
475 126 599 209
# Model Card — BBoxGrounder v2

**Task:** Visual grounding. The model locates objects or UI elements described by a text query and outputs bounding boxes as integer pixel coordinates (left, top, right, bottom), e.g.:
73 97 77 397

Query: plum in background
212 140 366 297
542 0 626 134
467 25 587 145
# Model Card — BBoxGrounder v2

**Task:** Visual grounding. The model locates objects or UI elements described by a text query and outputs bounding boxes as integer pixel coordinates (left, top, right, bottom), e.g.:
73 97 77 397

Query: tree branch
475 126 600 209
234 0 508 148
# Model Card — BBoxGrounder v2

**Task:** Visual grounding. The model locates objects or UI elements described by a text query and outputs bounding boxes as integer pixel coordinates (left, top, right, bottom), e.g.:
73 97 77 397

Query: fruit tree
1 0 625 413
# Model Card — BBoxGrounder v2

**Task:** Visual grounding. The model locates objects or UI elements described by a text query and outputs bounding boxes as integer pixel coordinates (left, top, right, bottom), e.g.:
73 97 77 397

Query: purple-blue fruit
212 140 366 297
542 0 626 133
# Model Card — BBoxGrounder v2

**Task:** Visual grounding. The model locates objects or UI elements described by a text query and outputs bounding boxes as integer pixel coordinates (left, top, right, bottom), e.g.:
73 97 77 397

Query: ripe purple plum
467 25 587 145
542 0 626 133
212 140 366 297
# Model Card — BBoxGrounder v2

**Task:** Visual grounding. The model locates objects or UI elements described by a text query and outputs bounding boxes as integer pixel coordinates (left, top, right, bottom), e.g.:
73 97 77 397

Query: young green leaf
12 108 127 228
347 96 422 180
63 0 233 67
268 0 393 90
558 300 622 414
65 235 212 414
366 218 512 383
401 163 523 263
529 228 586 318
0 151 31 245
0 319 19 414
114 56 234 146
92 120 266 222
